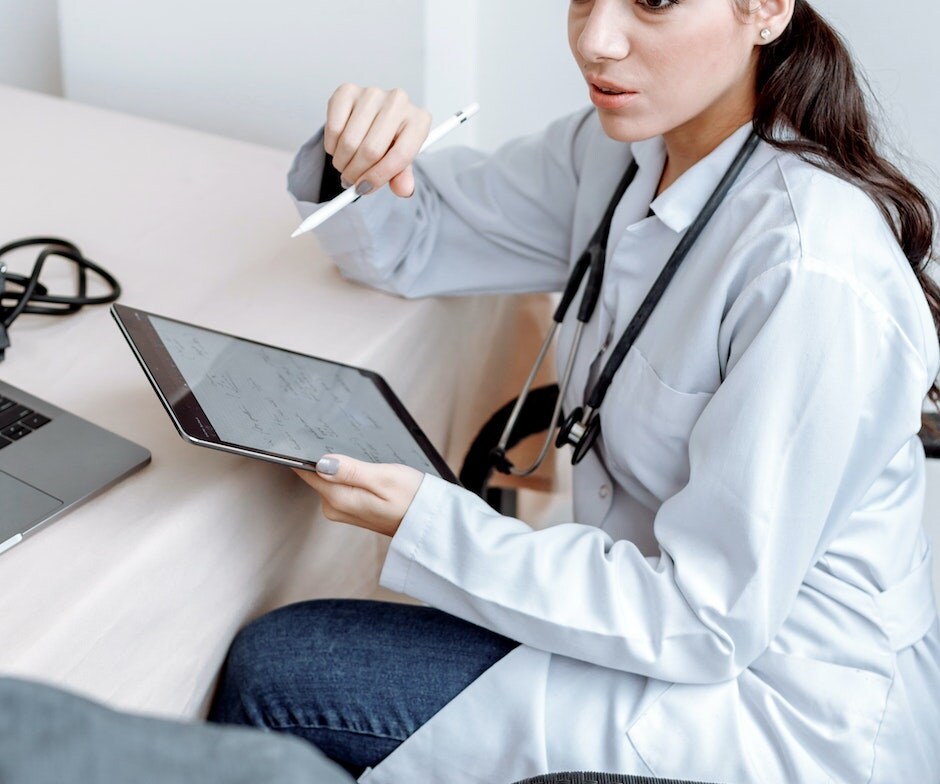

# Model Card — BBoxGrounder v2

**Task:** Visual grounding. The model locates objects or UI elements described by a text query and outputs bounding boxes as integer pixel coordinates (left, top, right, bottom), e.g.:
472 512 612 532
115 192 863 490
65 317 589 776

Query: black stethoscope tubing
494 131 761 473
0 237 121 359
0 237 120 321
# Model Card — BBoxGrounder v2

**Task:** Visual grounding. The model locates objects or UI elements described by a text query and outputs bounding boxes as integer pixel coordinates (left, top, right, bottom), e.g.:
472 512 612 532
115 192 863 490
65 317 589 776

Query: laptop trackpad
0 471 63 535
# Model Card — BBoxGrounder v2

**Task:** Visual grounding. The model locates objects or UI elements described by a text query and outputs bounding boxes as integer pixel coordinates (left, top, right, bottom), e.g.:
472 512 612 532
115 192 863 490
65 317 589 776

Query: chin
594 110 666 144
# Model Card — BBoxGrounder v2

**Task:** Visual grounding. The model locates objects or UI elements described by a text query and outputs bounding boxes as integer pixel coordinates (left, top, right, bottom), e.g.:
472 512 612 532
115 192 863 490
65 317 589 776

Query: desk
0 85 551 718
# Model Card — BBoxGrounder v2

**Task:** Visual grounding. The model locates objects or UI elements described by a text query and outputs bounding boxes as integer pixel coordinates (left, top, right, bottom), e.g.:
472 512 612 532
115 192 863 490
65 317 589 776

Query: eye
637 0 681 11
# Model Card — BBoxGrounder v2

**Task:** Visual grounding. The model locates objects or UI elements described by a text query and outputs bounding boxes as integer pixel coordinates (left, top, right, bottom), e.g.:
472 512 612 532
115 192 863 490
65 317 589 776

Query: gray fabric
0 677 354 784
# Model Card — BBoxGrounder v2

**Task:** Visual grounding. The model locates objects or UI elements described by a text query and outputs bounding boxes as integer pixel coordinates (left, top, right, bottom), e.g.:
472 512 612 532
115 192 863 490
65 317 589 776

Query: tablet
111 304 458 483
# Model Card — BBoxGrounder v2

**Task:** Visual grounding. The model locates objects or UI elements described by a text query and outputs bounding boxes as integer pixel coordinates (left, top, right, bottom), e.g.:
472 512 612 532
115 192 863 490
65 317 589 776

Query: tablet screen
113 305 455 481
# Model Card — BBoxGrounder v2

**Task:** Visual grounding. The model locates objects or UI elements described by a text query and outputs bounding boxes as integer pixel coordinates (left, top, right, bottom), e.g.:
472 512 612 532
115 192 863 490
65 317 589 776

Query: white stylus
291 102 480 239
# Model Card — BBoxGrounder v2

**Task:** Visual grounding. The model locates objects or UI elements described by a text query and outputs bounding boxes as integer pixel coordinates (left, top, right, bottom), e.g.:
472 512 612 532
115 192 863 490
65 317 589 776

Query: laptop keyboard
0 395 52 449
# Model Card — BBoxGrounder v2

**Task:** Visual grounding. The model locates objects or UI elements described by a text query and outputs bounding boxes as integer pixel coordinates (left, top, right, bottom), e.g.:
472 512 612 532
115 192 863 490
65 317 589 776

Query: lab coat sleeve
380 256 931 684
286 109 594 298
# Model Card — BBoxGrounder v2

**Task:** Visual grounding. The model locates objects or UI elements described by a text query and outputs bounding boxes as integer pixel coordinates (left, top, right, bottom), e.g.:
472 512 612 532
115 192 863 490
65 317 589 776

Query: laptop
0 379 151 555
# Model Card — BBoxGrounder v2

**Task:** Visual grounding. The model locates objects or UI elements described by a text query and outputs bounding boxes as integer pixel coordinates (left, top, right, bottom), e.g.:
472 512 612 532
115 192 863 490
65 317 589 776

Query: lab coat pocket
603 348 712 504
626 652 892 783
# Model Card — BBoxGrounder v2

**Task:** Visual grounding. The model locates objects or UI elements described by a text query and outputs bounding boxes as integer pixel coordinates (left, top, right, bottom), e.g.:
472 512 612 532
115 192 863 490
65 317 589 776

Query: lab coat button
598 483 610 499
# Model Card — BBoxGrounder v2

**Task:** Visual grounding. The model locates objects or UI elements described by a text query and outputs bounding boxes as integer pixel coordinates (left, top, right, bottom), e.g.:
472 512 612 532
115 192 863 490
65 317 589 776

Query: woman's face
568 0 761 143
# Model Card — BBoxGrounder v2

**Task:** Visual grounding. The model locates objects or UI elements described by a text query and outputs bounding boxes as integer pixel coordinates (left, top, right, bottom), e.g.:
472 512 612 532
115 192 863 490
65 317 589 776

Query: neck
656 77 757 196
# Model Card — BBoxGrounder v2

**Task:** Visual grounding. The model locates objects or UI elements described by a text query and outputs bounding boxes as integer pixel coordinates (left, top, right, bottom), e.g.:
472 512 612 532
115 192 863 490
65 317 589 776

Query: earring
760 28 772 41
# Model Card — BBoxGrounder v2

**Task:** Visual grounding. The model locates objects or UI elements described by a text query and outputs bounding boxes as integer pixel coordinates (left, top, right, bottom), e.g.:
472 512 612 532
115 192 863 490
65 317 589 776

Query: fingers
294 466 388 524
323 84 430 198
328 86 388 174
292 456 425 537
350 108 430 195
315 455 418 500
321 485 389 527
389 165 416 198
315 454 373 488
323 83 358 157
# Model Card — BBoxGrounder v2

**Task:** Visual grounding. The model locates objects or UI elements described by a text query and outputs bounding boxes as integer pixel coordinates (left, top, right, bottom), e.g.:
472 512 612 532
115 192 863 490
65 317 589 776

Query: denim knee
209 603 308 726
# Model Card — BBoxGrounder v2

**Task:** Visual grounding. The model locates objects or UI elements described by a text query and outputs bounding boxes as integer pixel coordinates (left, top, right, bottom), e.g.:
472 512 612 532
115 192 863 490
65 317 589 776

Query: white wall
57 1 585 153
475 0 584 151
0 0 62 95
423 2 479 149
814 0 940 201
58 0 427 152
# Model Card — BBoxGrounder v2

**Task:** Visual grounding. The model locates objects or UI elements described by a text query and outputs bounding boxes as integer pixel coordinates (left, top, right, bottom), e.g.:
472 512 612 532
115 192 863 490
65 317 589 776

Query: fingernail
341 177 353 189
316 457 340 476
355 181 373 196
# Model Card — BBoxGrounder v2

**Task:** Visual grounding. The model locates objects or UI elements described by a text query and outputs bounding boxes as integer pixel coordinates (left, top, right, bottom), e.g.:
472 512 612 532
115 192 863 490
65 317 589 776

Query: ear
752 0 795 45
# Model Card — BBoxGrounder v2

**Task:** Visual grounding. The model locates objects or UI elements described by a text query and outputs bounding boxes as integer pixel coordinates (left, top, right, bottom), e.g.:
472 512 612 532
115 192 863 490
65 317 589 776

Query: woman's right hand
324 84 432 198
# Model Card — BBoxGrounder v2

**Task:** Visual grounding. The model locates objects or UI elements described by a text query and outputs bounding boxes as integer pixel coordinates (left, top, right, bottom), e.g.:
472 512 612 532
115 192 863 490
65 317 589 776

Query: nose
576 0 631 63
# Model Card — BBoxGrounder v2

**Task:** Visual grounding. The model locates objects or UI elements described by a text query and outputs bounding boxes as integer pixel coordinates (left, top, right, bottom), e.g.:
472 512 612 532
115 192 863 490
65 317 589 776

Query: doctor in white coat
209 1 940 782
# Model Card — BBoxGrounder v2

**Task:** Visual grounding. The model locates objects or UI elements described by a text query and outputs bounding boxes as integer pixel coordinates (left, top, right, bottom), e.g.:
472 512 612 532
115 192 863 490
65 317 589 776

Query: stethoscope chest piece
556 406 601 465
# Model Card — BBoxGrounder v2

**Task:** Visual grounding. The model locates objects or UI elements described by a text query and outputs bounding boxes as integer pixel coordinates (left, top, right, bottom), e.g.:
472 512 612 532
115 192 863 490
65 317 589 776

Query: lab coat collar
633 124 766 234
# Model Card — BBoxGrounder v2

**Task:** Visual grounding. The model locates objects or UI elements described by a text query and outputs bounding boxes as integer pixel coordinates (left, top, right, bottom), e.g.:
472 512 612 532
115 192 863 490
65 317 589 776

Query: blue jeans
208 599 518 776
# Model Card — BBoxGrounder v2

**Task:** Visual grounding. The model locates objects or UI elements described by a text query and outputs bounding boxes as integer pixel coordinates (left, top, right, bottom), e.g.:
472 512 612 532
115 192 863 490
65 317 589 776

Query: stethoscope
491 131 761 475
0 237 121 361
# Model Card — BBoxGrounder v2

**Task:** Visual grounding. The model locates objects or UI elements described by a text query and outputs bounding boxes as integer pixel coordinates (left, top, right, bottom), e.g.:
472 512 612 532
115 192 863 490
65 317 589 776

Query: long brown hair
740 0 940 413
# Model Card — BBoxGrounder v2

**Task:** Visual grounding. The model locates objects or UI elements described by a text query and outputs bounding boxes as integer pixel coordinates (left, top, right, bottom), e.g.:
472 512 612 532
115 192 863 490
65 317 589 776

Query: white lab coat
288 112 940 783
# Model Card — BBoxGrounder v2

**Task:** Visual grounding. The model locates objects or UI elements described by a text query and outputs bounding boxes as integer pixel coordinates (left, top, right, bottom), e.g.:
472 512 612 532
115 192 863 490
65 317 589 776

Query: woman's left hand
294 455 425 537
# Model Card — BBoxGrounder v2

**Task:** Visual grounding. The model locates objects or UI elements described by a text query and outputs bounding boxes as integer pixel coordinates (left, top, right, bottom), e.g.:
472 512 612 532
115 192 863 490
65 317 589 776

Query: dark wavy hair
739 0 940 416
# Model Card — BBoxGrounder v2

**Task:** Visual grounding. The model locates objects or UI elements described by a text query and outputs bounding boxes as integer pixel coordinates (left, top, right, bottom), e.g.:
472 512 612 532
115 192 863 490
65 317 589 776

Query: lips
586 75 634 95
586 76 639 110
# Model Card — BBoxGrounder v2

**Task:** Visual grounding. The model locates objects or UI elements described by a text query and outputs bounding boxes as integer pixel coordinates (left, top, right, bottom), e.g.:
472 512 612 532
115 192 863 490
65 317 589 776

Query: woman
209 1 940 781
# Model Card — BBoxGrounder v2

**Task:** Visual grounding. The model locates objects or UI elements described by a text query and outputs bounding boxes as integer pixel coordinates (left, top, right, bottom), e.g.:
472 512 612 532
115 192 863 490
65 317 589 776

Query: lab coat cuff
379 473 447 594
286 128 328 204
287 129 399 280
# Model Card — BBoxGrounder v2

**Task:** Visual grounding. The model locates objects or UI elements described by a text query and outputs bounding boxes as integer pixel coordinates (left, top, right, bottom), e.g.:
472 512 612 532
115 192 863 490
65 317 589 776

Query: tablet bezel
111 303 459 484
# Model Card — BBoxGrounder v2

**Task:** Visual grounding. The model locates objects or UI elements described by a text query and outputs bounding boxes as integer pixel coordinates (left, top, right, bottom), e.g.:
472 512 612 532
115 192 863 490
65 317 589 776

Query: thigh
208 599 518 775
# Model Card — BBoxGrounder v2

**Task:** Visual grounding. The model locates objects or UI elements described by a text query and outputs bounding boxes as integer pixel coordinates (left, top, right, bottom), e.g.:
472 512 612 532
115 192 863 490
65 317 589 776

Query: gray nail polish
341 177 353 189
317 457 340 475
355 181 373 196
